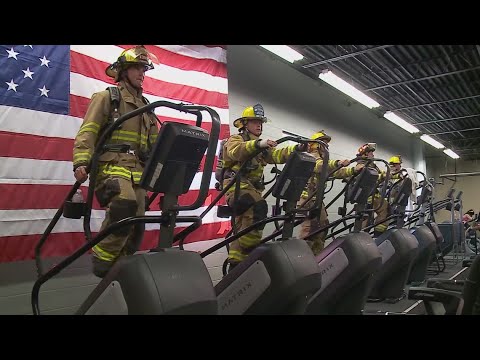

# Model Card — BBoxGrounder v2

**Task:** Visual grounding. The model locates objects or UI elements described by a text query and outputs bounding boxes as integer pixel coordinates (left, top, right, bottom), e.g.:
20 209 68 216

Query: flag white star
6 79 19 92
39 56 50 67
38 85 50 97
6 48 19 60
23 45 33 49
22 67 34 79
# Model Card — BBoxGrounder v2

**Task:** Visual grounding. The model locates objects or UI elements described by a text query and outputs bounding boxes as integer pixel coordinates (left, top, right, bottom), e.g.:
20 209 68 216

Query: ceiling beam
302 45 395 69
455 148 480 152
414 114 480 125
389 94 480 111
364 65 480 92
450 136 480 144
427 127 480 135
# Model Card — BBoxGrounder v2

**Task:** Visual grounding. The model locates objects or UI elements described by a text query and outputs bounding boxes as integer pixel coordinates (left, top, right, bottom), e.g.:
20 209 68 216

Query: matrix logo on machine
217 261 271 315
220 282 253 312
181 128 209 138
313 247 349 296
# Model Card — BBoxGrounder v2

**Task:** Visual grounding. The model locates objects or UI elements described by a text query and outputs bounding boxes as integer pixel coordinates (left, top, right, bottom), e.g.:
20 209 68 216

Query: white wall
200 45 429 283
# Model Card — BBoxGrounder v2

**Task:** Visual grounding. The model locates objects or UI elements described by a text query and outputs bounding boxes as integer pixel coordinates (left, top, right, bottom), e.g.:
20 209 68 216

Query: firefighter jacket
301 151 356 200
222 132 296 193
356 158 401 198
72 81 159 184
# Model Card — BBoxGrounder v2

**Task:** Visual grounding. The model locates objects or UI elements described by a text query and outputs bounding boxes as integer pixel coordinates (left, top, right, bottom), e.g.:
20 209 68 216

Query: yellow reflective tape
80 122 100 130
245 140 257 154
77 128 99 136
272 145 294 163
228 250 247 262
111 133 140 141
239 231 261 248
92 245 117 262
226 183 250 194
99 165 132 177
73 155 91 162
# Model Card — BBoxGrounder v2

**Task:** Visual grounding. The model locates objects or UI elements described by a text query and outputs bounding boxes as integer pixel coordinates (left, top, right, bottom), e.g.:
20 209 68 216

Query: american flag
0 45 231 262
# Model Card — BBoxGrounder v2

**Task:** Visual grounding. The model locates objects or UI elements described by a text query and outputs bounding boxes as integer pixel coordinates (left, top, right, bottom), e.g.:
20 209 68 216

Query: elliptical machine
32 101 222 315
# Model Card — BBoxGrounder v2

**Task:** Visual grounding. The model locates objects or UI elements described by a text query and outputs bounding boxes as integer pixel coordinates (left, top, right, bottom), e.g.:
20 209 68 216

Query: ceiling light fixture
443 148 460 159
383 111 420 134
420 134 445 149
259 45 304 63
318 70 381 109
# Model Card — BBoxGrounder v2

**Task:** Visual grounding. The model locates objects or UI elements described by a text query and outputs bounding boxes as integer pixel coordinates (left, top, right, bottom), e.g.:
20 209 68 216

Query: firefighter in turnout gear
73 45 159 278
298 131 355 255
387 155 404 203
222 104 301 267
357 143 400 236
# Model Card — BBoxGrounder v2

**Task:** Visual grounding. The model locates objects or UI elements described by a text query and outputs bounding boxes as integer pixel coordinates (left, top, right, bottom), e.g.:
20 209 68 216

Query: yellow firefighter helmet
105 45 156 82
233 104 268 129
389 155 402 165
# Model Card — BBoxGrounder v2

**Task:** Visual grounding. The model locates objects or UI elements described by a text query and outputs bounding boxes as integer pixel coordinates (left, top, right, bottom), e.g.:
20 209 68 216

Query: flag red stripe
69 94 90 119
70 51 228 109
0 221 230 262
0 184 225 210
0 131 74 161
117 45 228 78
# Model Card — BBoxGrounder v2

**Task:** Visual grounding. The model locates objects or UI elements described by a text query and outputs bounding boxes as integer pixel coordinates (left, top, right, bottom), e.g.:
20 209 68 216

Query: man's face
366 150 375 159
245 119 263 137
126 64 146 90
389 163 401 172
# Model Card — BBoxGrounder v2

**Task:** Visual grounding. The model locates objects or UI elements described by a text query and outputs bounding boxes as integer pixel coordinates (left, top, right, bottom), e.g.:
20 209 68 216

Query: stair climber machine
436 188 465 262
248 156 385 315
302 159 384 315
404 172 437 286
365 166 420 304
408 187 458 260
176 136 327 315
32 101 222 315
406 179 447 276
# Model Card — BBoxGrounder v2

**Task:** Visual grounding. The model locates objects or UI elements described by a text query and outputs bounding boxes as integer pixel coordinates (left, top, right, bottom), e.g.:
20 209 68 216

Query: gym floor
364 255 470 315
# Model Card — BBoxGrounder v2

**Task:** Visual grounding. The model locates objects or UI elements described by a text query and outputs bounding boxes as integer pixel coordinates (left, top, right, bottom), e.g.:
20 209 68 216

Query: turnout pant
298 198 329 256
91 176 146 278
362 193 389 236
225 188 268 265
